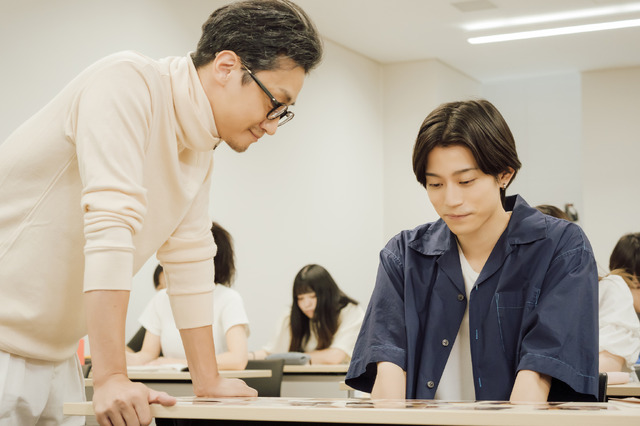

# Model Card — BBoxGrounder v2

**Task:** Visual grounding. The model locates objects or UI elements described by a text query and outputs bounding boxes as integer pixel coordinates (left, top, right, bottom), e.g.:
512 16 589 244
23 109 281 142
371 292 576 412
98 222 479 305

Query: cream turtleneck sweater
0 51 221 362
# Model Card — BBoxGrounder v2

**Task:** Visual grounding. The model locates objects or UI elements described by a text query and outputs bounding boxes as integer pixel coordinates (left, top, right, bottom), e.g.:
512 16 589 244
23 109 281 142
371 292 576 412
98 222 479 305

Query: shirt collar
408 194 547 256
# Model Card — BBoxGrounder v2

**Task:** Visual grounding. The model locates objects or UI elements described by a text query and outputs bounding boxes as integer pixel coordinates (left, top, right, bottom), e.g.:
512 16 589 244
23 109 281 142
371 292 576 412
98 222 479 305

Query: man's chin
224 139 251 153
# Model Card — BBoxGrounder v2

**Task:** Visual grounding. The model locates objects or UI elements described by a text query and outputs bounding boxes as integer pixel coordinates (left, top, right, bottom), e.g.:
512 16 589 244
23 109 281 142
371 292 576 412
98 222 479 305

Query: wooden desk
608 382 640 397
85 370 271 398
64 397 640 425
281 364 349 398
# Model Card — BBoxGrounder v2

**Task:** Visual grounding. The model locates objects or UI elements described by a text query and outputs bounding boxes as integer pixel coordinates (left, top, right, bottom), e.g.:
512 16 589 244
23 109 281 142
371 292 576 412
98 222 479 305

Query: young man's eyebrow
425 167 478 177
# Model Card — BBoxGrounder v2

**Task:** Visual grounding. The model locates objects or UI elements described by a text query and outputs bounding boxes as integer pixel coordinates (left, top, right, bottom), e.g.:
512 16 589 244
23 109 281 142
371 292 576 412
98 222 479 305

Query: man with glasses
0 1 322 425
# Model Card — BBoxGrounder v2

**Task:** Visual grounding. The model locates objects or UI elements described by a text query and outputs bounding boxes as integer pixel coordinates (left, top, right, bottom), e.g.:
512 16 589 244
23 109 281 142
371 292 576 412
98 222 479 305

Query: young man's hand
92 373 176 426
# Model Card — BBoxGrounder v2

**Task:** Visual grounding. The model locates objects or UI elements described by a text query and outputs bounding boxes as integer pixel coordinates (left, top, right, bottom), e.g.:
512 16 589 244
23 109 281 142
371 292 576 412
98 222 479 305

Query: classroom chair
242 359 285 397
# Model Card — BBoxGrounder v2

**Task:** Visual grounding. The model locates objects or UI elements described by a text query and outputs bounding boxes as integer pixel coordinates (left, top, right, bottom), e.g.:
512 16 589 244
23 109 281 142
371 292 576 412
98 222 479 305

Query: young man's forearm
510 370 551 402
371 362 406 399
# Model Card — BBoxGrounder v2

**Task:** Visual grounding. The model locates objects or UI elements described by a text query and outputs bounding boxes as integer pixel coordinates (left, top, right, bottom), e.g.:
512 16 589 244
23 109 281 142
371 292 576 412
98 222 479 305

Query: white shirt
139 285 249 358
435 246 478 400
599 274 640 370
263 303 365 360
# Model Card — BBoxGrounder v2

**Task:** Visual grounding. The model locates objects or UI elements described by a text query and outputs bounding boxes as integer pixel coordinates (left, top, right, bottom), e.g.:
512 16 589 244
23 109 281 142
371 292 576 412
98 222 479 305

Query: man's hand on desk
193 377 258 398
92 373 176 426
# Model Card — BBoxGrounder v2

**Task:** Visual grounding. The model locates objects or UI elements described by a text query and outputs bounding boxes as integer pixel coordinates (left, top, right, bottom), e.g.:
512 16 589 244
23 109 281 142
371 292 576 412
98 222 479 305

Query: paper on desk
127 364 188 372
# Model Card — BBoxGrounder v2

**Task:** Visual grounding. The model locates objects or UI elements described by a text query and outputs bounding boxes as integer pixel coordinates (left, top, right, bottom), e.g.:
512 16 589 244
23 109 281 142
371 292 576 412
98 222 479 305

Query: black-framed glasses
243 65 294 127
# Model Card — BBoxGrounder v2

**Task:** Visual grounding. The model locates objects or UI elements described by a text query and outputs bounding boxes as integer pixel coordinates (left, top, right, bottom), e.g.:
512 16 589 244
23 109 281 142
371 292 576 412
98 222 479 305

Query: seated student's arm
371 362 406 399
510 370 551 402
125 331 162 366
599 350 626 372
250 309 291 361
251 349 269 360
307 348 348 365
215 324 249 370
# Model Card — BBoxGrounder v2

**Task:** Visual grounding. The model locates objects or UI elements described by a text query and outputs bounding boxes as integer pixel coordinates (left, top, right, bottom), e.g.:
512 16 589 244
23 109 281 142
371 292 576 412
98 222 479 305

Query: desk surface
283 364 348 374
65 397 640 425
608 382 640 397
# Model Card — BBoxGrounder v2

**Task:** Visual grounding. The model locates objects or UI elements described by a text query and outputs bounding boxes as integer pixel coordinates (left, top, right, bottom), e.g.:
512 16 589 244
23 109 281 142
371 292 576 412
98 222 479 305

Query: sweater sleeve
69 59 154 292
157 166 216 330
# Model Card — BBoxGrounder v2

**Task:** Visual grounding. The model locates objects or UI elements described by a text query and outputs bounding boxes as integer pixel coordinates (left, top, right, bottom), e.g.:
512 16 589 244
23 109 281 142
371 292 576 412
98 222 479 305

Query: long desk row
65 397 640 425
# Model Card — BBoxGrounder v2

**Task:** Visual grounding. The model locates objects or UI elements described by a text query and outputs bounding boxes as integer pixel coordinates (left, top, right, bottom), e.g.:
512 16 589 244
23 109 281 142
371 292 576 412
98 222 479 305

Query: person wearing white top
127 223 249 370
599 232 640 372
598 274 640 372
253 264 365 364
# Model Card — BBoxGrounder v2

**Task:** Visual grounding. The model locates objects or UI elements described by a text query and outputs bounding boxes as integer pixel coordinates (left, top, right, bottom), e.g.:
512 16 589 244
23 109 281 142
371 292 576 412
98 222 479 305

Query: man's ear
499 168 515 187
211 50 241 86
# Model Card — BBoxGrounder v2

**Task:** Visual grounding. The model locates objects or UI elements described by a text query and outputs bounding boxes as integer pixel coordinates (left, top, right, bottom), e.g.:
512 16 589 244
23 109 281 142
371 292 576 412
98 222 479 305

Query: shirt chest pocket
495 289 539 358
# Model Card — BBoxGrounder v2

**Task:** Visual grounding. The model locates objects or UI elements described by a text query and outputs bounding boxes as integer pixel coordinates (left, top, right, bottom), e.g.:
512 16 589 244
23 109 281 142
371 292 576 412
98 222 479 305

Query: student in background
126 265 167 353
609 233 640 318
0 1 321 424
253 264 364 364
127 223 249 370
346 100 599 402
535 206 640 372
535 205 570 221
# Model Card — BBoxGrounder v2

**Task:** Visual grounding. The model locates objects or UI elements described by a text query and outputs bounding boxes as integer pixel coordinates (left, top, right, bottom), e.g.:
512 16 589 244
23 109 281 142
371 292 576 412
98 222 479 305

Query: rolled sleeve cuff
165 259 214 329
169 290 214 329
345 345 406 393
83 250 134 292
517 353 598 398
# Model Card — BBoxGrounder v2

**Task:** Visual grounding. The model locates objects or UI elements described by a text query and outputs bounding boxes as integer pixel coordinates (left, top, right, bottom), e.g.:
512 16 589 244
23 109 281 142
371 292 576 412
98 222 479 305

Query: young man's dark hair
192 0 323 80
412 99 522 203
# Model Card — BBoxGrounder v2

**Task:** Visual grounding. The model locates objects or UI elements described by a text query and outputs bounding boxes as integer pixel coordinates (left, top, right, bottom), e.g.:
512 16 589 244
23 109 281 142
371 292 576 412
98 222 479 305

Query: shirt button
427 381 435 389
442 339 449 347
457 293 465 301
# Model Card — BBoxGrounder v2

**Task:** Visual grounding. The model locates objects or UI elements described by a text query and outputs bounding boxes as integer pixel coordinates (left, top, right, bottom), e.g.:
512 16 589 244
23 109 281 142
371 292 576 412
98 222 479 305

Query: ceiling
294 0 640 82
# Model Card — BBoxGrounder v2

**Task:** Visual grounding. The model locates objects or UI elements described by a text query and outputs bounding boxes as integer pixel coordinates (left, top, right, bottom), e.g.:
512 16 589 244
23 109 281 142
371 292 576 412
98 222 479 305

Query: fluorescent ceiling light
468 18 640 44
464 3 640 31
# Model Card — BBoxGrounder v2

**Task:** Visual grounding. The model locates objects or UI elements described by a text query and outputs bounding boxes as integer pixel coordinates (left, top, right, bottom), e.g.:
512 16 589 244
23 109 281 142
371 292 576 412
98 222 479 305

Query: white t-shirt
599 274 640 370
262 303 365 361
139 285 250 358
435 246 478 401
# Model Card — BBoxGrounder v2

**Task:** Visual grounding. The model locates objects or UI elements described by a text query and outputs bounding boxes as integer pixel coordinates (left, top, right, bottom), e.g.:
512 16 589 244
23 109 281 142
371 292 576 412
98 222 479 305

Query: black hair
288 264 358 352
609 233 640 289
153 264 164 289
535 204 570 221
211 221 236 286
412 99 522 204
192 0 323 78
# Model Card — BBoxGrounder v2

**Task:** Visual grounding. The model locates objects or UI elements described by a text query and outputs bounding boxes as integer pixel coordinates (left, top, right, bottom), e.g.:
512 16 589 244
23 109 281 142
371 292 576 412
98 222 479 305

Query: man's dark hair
412 99 522 202
192 0 323 77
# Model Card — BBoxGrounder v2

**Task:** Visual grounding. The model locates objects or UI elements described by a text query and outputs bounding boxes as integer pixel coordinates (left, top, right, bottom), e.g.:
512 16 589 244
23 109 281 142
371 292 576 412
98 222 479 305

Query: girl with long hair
253 264 364 364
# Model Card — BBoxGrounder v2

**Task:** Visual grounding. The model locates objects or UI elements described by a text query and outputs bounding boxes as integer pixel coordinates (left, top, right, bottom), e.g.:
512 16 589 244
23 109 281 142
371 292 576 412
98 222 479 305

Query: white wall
382 60 481 241
483 73 583 217
582 67 640 267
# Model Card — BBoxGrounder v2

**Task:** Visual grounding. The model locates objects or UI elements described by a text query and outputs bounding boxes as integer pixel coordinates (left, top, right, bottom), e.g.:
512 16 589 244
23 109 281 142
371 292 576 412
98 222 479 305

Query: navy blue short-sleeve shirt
345 195 599 401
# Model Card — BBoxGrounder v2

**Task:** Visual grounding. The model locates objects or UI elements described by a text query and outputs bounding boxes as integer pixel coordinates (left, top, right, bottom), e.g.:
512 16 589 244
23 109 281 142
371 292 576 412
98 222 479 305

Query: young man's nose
444 185 463 207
